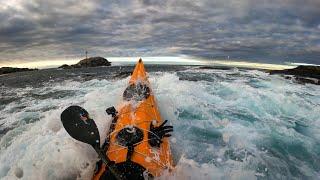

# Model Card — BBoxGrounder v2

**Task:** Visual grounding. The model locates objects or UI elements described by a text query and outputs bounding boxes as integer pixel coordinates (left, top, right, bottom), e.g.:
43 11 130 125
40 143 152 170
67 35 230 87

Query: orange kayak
93 59 173 179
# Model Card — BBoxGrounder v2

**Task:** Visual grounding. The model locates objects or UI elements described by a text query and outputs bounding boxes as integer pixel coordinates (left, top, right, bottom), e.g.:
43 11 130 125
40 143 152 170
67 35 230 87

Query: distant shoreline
1 56 319 86
0 67 38 75
1 64 319 86
1 57 306 70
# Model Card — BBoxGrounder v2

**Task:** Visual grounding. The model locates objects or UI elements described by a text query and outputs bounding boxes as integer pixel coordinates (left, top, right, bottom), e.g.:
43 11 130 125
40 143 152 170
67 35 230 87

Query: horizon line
0 56 313 70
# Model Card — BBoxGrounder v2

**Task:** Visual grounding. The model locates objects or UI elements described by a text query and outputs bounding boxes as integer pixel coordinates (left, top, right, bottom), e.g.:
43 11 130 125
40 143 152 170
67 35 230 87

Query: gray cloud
0 0 319 64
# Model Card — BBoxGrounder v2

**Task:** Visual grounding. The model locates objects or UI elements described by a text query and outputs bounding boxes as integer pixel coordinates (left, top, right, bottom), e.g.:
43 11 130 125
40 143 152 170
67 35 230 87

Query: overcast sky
0 0 319 65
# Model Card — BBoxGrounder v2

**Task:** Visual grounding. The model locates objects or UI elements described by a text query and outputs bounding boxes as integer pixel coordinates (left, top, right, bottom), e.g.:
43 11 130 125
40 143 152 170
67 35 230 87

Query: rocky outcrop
58 64 72 69
0 67 38 75
59 57 111 69
269 65 320 85
77 57 111 67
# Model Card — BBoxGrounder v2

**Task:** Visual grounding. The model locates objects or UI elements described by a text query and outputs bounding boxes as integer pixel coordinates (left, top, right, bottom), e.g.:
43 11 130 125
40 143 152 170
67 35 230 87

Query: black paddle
61 106 124 180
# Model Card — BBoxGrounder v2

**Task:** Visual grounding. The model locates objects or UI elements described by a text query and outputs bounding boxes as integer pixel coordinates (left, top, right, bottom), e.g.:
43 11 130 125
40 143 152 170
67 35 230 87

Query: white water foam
0 69 319 179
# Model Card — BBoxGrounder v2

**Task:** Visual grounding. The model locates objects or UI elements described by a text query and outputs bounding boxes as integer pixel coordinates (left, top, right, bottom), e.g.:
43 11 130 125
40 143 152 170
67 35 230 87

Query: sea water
0 65 319 179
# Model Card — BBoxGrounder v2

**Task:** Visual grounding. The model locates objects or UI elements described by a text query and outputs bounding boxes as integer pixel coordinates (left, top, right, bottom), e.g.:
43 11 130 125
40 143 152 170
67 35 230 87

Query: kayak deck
93 59 173 179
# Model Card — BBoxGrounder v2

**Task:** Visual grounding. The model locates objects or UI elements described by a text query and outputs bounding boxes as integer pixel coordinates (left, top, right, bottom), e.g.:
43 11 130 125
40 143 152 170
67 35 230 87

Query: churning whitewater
0 65 319 179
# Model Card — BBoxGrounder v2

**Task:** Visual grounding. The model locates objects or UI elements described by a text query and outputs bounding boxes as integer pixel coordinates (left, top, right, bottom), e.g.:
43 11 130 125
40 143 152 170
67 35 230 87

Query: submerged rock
113 71 132 79
0 67 38 75
269 65 320 85
59 57 111 69
198 66 234 70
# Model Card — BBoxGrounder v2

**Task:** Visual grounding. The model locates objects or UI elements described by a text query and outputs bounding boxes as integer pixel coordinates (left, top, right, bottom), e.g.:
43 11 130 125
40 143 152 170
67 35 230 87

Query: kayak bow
93 59 173 179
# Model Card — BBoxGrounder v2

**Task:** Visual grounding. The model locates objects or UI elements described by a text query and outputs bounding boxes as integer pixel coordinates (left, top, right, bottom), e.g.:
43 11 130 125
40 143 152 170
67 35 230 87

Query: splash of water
0 68 319 179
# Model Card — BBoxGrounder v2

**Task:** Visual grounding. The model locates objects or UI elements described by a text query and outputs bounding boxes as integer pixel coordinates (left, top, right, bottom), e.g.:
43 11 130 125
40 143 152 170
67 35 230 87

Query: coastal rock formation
0 67 38 75
58 64 72 69
269 65 320 85
58 57 111 69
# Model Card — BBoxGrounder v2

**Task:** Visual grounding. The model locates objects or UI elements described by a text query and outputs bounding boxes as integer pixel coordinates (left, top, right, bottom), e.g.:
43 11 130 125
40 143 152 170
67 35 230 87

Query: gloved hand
148 120 173 147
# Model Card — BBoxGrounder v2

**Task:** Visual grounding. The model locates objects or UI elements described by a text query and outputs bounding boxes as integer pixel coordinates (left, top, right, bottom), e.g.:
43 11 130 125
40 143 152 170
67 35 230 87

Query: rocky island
0 67 38 75
59 56 111 69
269 65 320 85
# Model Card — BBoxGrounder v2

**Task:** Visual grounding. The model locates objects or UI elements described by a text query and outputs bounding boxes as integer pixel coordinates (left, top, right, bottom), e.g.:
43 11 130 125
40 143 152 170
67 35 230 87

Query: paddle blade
61 106 100 147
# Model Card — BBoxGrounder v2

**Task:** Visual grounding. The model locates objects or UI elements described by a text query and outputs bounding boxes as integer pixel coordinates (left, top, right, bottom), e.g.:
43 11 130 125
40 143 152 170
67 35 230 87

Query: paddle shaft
94 146 125 180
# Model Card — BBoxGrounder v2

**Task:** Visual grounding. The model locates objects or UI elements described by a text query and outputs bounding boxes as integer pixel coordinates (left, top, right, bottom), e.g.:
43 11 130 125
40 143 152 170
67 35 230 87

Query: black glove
148 120 173 147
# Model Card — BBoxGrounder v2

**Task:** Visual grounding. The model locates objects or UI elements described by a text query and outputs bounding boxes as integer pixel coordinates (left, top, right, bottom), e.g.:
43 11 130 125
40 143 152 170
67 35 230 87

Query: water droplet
14 167 23 178
152 120 157 125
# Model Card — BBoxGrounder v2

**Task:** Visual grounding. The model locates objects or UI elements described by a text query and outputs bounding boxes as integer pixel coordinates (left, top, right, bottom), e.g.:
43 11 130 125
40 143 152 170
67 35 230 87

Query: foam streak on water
0 67 319 179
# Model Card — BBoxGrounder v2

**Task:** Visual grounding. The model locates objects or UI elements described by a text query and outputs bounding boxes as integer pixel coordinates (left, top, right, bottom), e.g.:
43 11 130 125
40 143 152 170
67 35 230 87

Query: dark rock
113 71 132 79
0 67 38 75
269 65 320 85
284 76 292 80
269 65 320 78
293 76 319 85
198 66 233 70
74 57 111 68
59 57 111 69
58 64 71 69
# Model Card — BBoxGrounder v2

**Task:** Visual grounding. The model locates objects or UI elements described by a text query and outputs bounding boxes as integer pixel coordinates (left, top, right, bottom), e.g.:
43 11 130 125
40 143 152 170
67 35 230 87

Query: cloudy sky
0 0 320 65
